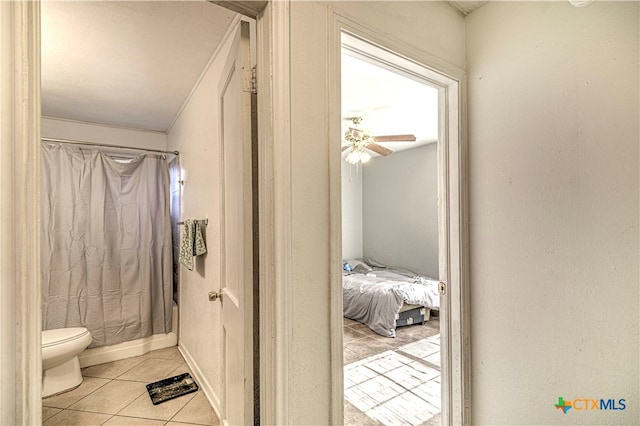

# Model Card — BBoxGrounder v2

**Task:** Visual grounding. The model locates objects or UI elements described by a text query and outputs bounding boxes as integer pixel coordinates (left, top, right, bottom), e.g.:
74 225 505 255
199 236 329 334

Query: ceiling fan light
359 151 371 163
345 150 360 164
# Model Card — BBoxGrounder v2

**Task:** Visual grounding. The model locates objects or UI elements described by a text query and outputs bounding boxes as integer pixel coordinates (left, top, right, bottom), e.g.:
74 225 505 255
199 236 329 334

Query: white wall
466 2 639 424
165 18 239 416
41 117 167 151
341 160 363 259
363 144 438 277
287 2 465 423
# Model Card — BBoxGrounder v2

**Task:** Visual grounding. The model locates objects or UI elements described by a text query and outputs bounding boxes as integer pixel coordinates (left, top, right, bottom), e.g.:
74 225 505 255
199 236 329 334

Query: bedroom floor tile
364 351 412 375
420 413 441 426
344 347 361 364
346 320 372 334
358 375 405 405
412 381 441 410
345 400 382 426
369 392 440 426
344 316 441 426
398 339 440 361
344 326 370 343
344 317 360 327
423 351 441 368
344 363 379 388
384 363 432 389
348 337 396 358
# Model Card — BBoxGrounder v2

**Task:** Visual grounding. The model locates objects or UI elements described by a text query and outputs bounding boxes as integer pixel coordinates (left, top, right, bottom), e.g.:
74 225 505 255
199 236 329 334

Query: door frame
0 1 42 424
2 2 267 424
328 12 471 425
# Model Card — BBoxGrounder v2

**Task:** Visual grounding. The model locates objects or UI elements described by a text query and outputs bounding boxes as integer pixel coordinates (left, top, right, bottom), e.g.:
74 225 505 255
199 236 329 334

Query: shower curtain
41 143 173 348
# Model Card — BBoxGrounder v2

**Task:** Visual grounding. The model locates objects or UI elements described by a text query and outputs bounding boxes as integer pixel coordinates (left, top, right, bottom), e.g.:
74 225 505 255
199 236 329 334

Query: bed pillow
364 257 387 268
343 259 372 274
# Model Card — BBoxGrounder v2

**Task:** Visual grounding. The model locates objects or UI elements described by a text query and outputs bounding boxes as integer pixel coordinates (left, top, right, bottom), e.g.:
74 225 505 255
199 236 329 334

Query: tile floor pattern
42 346 219 426
344 314 441 426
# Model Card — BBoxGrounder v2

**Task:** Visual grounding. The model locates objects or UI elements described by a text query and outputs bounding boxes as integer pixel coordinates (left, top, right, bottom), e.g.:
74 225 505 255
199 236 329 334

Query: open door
218 20 255 426
336 29 469 425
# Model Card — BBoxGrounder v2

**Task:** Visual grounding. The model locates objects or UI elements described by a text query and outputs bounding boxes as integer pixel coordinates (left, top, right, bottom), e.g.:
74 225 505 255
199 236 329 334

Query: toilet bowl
42 327 92 398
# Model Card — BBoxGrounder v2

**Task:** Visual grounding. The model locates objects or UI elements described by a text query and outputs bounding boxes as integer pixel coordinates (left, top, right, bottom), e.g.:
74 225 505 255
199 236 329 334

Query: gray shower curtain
41 143 173 348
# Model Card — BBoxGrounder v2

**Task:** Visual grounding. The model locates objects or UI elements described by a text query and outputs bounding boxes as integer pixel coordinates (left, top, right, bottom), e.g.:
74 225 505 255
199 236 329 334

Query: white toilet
42 327 92 398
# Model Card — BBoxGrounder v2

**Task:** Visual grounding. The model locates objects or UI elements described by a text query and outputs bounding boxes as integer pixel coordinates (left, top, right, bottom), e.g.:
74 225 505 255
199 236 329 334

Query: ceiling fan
341 117 416 164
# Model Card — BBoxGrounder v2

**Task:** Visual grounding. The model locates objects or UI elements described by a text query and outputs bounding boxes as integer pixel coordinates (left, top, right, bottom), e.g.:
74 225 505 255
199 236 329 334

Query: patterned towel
179 219 207 271
194 221 207 256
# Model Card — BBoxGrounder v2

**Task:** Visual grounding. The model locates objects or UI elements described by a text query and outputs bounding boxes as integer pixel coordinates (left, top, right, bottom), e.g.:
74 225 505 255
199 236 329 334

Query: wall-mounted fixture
568 0 594 7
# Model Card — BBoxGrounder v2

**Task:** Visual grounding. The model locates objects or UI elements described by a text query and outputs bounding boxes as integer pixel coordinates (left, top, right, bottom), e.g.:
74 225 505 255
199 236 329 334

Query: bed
342 258 440 338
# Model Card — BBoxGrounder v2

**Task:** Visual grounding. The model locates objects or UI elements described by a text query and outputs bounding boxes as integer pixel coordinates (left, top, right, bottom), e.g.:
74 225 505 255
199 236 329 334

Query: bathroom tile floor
42 346 219 426
344 313 441 426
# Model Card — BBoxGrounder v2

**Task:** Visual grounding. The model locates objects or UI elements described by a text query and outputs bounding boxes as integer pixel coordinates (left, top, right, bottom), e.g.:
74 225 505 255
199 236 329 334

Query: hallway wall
363 144 439 278
466 2 639 423
41 117 167 150
166 18 239 416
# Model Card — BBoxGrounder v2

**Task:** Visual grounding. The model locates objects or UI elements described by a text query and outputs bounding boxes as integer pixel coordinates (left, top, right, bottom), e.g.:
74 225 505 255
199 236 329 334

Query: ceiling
341 52 439 158
446 1 487 16
41 1 481 137
41 1 237 132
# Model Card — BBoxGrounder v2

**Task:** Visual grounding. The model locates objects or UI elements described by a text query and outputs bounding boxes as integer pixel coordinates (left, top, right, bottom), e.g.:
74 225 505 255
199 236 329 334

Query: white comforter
343 269 439 337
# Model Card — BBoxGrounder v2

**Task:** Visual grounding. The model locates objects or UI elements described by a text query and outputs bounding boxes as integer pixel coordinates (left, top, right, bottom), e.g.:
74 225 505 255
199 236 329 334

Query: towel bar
177 219 208 226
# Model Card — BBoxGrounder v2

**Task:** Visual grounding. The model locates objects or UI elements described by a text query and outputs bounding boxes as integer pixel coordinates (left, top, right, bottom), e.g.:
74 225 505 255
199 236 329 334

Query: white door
218 20 254 426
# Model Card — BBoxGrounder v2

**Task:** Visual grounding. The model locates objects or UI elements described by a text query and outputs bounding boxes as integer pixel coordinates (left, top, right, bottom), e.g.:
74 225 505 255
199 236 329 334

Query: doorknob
208 290 223 302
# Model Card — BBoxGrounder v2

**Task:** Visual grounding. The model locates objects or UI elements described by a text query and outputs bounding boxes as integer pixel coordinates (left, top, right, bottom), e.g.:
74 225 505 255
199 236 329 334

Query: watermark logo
554 397 572 414
554 396 626 414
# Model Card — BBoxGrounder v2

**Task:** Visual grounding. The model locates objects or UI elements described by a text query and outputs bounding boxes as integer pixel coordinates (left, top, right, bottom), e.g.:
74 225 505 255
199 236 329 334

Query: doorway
37 3 257 426
334 29 470 425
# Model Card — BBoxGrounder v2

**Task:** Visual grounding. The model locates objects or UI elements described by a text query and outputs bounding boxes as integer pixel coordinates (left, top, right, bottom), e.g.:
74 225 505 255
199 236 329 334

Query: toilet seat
42 327 91 348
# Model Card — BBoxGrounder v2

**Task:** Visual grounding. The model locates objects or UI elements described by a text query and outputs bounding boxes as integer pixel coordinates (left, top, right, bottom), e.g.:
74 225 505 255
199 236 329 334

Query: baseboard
178 342 222 420
79 332 178 368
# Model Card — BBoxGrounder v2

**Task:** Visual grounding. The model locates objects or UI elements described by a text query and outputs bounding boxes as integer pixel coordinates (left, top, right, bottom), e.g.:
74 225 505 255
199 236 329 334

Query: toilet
42 327 92 398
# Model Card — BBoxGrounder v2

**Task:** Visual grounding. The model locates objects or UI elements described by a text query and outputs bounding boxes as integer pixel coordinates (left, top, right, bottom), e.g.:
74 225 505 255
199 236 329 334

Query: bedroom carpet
344 315 441 426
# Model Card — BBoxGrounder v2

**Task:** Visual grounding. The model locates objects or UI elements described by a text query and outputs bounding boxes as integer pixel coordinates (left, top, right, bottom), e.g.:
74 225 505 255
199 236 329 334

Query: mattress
342 261 439 337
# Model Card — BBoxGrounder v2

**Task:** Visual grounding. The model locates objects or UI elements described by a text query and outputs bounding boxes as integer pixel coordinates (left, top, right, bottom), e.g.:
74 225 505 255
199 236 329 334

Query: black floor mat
146 372 199 405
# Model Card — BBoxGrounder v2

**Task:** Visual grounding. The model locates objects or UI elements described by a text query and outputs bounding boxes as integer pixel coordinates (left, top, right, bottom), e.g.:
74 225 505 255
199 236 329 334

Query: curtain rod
41 137 179 156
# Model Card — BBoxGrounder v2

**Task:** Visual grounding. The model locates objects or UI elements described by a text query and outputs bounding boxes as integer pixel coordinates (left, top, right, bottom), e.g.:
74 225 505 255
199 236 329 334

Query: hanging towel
194 221 207 257
179 219 195 271
179 219 208 271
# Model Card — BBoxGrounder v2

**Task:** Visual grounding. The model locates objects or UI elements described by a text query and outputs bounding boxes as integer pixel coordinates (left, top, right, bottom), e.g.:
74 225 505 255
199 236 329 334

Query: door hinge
438 282 447 296
250 66 257 94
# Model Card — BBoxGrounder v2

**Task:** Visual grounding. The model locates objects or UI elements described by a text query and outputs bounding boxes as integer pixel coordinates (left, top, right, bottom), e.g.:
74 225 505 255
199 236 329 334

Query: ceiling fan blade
341 145 351 152
366 142 393 156
372 134 417 142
